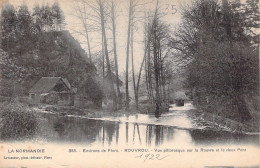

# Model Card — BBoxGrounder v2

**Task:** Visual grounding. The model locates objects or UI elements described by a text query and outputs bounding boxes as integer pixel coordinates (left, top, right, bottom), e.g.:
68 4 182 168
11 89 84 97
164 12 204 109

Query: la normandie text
8 149 45 153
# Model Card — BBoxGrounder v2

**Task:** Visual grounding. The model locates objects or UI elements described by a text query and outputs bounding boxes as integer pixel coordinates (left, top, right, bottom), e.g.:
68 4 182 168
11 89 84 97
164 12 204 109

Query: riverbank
190 110 259 134
190 95 260 133
36 102 169 118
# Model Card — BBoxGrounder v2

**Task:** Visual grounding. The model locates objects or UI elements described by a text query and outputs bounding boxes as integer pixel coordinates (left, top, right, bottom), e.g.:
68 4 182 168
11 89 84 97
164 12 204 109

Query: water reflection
98 123 116 146
132 123 141 145
37 113 259 147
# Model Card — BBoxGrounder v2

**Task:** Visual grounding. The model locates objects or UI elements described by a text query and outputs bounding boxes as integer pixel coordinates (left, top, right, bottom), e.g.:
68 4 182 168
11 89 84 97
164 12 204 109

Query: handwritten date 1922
135 153 170 162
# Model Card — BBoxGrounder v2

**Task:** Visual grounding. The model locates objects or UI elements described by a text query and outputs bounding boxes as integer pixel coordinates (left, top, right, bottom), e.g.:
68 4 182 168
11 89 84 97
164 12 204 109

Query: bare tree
111 0 122 109
128 0 153 110
131 7 137 109
143 0 172 115
73 0 92 60
97 0 117 110
125 0 133 110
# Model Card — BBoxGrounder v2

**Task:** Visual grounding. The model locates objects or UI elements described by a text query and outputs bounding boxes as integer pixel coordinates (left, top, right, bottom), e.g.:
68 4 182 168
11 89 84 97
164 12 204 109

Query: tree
32 4 43 32
41 4 54 31
125 0 133 110
1 3 34 92
145 0 173 116
17 3 34 48
98 0 117 110
52 2 66 31
1 3 18 52
111 0 122 109
125 0 147 110
151 3 162 116
172 0 259 121
73 0 92 60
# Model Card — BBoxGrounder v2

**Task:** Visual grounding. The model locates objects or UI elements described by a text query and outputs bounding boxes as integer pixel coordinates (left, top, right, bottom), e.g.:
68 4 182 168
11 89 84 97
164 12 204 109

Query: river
33 103 259 148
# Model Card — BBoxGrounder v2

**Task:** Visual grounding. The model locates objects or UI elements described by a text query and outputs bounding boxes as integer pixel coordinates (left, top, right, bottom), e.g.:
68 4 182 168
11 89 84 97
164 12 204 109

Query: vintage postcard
0 0 259 167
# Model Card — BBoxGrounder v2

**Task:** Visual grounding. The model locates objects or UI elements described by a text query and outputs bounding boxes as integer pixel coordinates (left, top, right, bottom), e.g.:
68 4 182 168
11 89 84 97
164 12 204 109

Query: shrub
0 101 37 140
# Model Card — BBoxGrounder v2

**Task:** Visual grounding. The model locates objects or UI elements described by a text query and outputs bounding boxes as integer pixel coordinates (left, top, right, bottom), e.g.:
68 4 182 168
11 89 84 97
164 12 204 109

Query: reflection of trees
155 125 163 146
115 124 119 145
51 115 123 146
126 122 129 144
45 113 187 147
98 121 119 146
146 125 153 146
145 125 176 147
52 116 102 144
132 115 141 145
104 122 117 146
125 114 130 145
102 125 105 146
53 117 66 137
132 123 141 145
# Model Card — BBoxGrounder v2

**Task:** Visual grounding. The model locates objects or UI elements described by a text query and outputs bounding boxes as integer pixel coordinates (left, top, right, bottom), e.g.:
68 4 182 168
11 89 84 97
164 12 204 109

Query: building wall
57 93 72 106
29 93 41 104
29 92 73 105
44 93 59 104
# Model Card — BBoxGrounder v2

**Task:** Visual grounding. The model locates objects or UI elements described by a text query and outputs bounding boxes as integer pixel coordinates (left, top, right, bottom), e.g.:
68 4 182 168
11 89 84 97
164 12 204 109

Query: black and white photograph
0 0 259 167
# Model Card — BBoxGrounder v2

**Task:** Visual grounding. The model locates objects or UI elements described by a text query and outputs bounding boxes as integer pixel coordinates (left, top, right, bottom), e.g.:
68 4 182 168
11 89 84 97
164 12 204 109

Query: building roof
29 77 71 93
62 78 71 90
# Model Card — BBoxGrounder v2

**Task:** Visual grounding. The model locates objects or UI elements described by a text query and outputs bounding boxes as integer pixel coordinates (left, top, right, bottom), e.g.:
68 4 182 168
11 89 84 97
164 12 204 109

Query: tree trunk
98 0 116 110
125 0 133 110
77 1 92 61
83 3 92 61
111 0 121 109
131 13 138 109
102 30 105 79
152 2 161 116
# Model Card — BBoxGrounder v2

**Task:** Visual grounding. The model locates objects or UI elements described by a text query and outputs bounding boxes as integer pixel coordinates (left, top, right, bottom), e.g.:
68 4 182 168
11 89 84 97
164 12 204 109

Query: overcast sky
5 0 191 73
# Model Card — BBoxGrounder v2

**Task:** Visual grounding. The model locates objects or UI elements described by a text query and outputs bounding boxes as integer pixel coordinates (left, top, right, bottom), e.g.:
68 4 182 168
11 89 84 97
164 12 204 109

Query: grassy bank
0 101 37 140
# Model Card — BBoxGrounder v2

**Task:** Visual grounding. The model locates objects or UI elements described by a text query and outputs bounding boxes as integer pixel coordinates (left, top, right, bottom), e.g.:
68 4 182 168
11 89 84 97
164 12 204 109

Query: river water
34 103 259 148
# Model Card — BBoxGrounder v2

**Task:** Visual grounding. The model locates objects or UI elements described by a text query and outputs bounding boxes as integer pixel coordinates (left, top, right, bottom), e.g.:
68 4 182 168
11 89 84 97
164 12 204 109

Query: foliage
80 76 103 108
173 0 259 121
32 2 66 31
0 3 100 102
0 101 37 140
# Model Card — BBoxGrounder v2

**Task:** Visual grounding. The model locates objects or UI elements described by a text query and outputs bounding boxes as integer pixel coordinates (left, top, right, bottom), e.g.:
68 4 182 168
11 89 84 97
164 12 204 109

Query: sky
3 0 191 74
